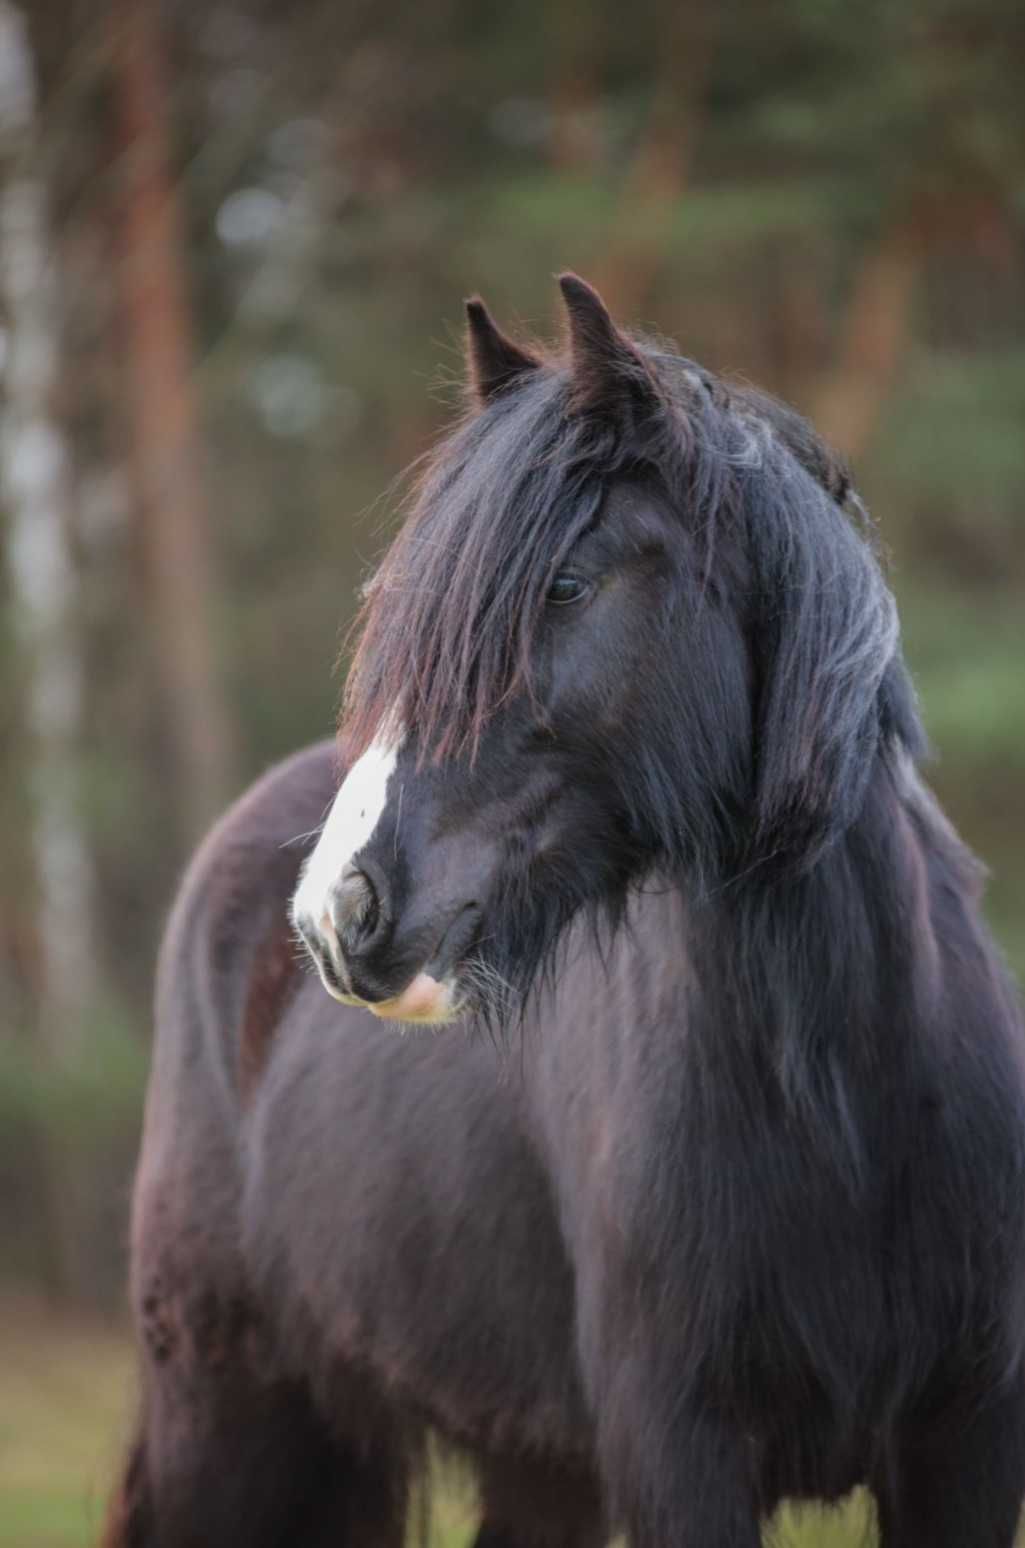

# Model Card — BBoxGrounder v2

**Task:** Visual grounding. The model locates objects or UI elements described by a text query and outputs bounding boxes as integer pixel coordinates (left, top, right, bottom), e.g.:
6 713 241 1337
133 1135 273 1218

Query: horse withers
107 277 1025 1548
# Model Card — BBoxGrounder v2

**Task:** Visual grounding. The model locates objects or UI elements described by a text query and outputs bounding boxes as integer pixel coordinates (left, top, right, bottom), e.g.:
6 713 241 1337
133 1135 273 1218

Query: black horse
107 276 1025 1548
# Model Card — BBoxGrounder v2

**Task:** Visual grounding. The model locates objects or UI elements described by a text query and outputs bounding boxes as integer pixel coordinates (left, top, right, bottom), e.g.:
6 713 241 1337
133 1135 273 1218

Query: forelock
342 364 606 762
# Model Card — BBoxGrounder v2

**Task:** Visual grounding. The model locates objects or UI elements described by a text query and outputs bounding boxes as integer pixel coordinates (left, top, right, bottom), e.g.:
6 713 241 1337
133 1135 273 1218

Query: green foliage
0 1013 146 1141
872 352 1025 566
0 1014 146 1299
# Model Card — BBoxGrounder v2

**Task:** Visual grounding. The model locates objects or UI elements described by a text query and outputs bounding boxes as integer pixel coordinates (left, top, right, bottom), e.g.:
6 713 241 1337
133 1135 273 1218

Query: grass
0 1298 134 1548
0 1295 882 1547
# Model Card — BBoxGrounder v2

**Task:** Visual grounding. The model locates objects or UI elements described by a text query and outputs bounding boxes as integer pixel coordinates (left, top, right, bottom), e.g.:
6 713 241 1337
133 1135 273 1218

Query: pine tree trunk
814 220 921 460
595 2 712 315
111 0 233 840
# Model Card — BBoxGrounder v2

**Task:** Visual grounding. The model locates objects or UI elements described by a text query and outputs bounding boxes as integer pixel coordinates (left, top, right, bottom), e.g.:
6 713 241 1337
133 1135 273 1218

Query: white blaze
292 727 402 930
291 721 461 1024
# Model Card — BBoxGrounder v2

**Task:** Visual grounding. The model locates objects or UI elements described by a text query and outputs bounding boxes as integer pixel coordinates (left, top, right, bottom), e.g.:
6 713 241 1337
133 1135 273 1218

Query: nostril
330 864 380 947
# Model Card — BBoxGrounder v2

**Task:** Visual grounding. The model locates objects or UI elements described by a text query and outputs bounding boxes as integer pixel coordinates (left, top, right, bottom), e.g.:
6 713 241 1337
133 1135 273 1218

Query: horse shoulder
133 740 336 1234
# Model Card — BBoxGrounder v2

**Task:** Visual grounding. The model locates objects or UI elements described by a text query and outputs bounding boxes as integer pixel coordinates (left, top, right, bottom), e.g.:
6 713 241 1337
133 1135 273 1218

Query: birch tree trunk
0 0 96 1047
0 0 98 1299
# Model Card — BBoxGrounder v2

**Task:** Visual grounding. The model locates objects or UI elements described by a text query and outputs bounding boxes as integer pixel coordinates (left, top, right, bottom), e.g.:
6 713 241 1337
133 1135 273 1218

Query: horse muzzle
292 864 474 1025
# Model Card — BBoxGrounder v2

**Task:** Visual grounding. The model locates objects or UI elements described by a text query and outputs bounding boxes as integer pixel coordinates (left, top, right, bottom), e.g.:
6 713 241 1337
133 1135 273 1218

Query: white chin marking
291 721 403 929
319 972 460 1026
366 971 458 1025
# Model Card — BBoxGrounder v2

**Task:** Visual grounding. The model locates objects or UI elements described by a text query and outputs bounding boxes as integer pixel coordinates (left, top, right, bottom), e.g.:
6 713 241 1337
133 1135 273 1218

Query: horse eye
546 572 590 606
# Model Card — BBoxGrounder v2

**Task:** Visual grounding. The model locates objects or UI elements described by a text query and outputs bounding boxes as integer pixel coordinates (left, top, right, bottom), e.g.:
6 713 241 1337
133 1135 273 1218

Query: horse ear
464 297 541 405
557 272 660 421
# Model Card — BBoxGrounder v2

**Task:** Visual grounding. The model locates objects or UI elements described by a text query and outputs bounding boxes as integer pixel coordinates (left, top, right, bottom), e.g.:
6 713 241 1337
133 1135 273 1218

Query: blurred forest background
0 0 1023 1539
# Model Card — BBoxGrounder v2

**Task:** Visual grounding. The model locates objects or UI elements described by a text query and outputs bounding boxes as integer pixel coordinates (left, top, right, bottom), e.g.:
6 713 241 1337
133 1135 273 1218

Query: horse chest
666 1097 1004 1440
581 1068 949 1403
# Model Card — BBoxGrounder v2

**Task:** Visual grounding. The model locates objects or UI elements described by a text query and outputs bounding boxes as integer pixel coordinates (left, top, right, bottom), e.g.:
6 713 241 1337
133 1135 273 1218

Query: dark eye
546 572 590 606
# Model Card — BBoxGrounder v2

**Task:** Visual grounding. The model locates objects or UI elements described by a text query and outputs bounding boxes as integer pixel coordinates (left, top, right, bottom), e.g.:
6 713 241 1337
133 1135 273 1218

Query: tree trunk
547 0 603 175
0 0 99 1299
0 0 97 1047
814 220 922 460
111 0 233 840
595 2 713 316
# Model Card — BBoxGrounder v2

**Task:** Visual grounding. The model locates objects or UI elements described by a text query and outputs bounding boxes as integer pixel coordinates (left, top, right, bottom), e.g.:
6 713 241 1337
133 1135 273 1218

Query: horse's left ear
465 297 541 405
558 272 661 422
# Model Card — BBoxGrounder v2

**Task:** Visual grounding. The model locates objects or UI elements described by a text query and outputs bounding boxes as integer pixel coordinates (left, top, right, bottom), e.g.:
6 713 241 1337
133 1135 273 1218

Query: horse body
108 277 1025 1548
115 739 601 1548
